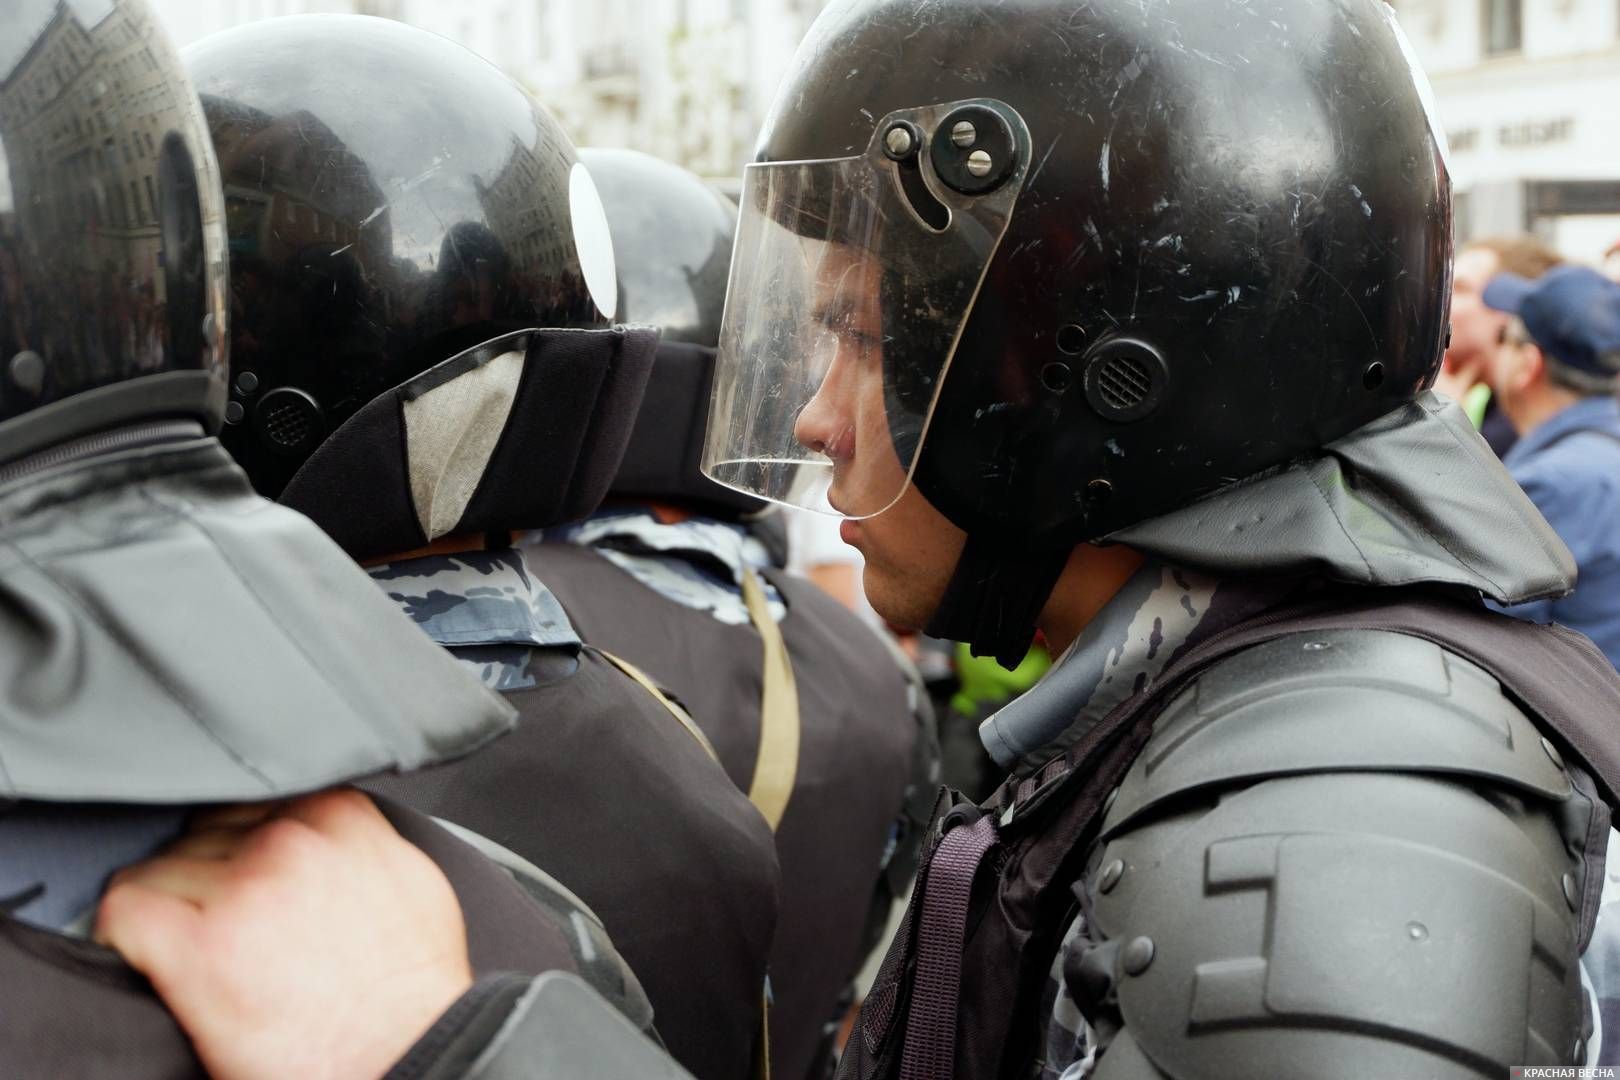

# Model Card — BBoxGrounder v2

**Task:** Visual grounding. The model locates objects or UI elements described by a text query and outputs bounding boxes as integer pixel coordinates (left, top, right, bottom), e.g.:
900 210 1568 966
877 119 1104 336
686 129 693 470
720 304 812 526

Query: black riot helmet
0 0 227 467
186 17 654 562
582 147 764 519
704 0 1453 662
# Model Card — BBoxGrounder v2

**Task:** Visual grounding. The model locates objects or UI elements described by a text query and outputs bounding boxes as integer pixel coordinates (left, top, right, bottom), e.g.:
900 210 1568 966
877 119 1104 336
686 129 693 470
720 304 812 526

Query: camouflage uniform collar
532 508 784 627
544 508 774 586
981 560 1224 770
366 548 580 651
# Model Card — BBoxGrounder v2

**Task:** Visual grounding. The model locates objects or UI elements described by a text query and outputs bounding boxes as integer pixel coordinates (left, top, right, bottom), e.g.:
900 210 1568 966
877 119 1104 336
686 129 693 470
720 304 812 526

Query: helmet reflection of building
475 135 580 313
185 14 610 500
0 0 226 455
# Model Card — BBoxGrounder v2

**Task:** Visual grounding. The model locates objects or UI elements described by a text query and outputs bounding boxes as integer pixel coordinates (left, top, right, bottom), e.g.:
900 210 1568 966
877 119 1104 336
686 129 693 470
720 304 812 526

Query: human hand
95 789 474 1080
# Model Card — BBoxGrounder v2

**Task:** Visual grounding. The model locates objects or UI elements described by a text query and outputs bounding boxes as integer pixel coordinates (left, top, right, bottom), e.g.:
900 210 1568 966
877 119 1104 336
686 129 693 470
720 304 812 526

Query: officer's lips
826 490 862 548
838 518 861 548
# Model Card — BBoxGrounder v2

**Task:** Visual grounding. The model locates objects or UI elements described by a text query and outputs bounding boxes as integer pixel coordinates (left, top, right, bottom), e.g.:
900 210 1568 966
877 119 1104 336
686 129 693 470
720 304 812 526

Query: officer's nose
794 357 856 462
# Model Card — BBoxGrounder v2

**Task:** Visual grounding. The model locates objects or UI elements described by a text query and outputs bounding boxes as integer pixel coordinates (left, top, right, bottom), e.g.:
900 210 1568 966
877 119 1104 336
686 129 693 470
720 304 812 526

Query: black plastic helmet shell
185 15 616 497
581 147 736 347
0 0 227 465
761 0 1452 546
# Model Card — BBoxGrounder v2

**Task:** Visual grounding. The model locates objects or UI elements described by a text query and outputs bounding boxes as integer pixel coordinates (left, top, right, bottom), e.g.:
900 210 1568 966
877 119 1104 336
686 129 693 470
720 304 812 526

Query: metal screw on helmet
883 122 918 160
930 103 1017 194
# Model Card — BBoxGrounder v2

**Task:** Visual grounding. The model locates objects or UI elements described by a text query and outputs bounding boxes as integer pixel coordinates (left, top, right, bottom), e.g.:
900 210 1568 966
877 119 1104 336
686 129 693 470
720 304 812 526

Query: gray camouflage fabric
367 548 580 692
532 509 785 625
1028 560 1223 1079
1587 832 1620 1064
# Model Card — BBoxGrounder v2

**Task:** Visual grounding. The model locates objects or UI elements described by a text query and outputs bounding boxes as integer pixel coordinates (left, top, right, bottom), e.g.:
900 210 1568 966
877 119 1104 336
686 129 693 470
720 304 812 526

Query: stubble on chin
858 542 953 633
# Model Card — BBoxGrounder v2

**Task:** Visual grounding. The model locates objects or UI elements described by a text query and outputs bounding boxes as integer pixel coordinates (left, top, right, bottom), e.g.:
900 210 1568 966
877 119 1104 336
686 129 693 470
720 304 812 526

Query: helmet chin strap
924 533 1071 671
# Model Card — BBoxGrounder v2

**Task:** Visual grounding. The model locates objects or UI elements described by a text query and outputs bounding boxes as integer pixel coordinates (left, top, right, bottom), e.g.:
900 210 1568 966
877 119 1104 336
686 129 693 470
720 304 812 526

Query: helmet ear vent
1082 338 1168 423
254 387 327 457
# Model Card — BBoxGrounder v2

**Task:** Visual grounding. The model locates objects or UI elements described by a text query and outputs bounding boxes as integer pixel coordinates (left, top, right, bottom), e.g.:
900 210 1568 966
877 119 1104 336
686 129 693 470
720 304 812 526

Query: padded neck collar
281 326 659 562
0 436 515 802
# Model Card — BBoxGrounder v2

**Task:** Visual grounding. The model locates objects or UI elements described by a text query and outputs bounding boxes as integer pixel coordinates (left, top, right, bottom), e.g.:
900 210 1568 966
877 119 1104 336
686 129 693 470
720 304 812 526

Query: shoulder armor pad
1088 770 1584 1076
1081 630 1594 1076
1102 628 1571 841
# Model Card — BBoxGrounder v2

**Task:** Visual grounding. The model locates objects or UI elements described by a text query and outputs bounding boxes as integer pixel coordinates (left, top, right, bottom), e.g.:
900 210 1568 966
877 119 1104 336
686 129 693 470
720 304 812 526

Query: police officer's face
793 249 900 515
792 246 966 629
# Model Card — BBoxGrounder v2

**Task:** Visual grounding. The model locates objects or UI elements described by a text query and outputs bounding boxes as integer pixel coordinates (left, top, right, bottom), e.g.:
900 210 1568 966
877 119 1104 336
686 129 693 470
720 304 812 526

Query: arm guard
1078 628 1604 1079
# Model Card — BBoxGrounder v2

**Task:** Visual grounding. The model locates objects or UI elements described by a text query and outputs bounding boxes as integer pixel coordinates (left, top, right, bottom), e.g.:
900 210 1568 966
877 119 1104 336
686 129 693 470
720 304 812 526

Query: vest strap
741 567 801 831
899 812 999 1080
592 647 719 762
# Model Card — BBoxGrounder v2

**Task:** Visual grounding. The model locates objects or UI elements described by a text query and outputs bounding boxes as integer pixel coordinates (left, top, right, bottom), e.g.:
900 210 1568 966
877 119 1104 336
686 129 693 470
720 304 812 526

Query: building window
1483 0 1522 55
130 181 144 224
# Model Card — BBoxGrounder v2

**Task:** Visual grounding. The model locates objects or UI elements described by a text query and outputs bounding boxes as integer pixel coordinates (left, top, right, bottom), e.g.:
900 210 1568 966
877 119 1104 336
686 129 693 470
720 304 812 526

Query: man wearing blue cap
1484 265 1620 667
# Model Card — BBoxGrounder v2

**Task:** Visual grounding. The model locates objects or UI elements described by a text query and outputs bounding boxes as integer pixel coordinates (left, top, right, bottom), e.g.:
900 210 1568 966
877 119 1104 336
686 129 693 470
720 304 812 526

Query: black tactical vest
838 586 1620 1080
0 797 581 1078
530 539 936 1080
364 636 782 1080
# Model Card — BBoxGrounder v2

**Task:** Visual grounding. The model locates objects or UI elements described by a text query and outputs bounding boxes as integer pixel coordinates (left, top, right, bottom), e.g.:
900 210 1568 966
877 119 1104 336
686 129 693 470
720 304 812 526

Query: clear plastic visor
702 100 1028 518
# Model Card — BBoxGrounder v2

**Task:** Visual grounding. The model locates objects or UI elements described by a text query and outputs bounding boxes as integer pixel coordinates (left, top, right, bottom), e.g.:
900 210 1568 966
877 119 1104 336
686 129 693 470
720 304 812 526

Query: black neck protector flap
925 534 1071 670
608 340 768 520
280 326 658 562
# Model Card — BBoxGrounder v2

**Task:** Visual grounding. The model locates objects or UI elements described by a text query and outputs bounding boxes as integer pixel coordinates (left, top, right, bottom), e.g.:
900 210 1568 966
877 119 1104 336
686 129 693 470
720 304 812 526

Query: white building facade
1396 0 1620 263
150 0 827 182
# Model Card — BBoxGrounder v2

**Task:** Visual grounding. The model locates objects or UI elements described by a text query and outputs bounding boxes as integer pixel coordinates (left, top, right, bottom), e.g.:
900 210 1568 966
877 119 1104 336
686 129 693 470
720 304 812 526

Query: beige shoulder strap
741 567 801 832
593 647 720 762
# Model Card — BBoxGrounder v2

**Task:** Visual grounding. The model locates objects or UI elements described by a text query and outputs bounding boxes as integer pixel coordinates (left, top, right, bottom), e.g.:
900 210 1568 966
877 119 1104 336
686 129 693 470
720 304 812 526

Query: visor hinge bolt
884 124 916 159
951 120 977 147
966 149 994 177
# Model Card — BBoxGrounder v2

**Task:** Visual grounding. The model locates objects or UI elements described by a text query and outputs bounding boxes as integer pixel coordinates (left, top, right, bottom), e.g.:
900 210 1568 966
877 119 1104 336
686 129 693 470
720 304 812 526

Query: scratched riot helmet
0 0 226 468
704 0 1453 662
186 17 654 561
581 147 764 519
